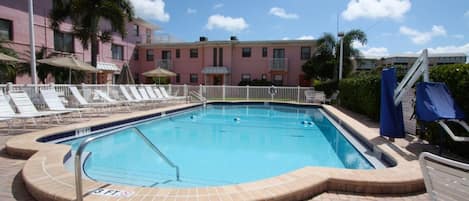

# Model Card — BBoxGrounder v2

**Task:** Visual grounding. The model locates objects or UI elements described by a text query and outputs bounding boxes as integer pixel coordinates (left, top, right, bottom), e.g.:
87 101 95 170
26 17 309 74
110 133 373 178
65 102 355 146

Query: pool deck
4 102 428 201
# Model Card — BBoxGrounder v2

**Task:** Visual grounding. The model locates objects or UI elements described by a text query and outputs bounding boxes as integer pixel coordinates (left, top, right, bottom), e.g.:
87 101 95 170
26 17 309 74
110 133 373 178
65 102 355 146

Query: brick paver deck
0 105 431 201
309 191 428 201
0 133 35 201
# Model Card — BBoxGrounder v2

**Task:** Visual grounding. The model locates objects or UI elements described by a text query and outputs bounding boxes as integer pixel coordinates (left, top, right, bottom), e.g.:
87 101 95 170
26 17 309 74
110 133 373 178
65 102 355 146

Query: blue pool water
62 104 374 187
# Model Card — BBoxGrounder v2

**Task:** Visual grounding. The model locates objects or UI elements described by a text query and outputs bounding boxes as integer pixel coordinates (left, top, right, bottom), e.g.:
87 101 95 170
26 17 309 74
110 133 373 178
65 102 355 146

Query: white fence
0 83 317 106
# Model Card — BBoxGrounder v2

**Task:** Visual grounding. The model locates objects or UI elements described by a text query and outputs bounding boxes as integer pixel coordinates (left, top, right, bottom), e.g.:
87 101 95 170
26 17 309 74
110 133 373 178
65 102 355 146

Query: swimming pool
61 103 380 188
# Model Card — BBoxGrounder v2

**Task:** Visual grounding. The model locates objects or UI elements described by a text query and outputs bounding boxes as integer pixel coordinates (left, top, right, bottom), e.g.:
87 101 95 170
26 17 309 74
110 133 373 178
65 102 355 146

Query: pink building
135 37 316 86
0 0 157 84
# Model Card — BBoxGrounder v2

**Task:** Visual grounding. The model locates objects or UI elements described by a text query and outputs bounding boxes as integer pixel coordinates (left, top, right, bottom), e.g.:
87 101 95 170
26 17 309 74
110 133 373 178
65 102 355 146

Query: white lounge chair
145 86 164 101
8 91 70 124
159 87 186 101
94 89 131 112
138 87 161 104
128 86 144 101
40 88 87 118
69 86 114 108
419 152 469 201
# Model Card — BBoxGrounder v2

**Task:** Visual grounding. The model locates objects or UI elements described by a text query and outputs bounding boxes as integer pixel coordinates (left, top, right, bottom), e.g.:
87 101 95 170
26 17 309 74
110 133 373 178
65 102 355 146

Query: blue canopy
416 82 465 122
380 68 405 138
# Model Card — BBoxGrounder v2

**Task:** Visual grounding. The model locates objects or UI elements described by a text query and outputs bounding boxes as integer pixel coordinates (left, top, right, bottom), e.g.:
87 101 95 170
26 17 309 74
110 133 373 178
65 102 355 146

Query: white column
246 85 249 100
297 85 300 103
28 0 37 89
222 85 226 101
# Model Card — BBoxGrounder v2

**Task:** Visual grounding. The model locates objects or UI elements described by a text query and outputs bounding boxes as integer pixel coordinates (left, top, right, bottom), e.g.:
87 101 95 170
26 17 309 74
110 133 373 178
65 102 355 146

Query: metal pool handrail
74 127 180 201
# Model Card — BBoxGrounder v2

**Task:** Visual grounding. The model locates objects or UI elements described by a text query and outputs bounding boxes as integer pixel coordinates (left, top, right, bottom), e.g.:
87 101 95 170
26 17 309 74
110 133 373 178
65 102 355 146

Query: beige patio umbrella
142 67 176 83
0 52 23 62
37 55 99 84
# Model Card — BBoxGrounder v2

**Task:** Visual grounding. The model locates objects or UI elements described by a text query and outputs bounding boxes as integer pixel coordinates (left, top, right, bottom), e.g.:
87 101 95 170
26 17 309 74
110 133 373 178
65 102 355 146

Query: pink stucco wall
136 40 316 86
0 0 155 84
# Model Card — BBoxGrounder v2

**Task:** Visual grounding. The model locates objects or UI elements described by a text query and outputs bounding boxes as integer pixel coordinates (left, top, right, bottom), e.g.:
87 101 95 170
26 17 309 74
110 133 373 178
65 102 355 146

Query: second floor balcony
157 59 172 70
269 58 288 71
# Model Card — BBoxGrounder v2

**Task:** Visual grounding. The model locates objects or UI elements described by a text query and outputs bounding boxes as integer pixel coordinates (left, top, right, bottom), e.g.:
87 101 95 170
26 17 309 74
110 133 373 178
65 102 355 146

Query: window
0 19 13 41
241 74 251 82
146 29 152 44
190 73 198 83
176 49 180 58
213 48 217 66
111 44 124 60
190 48 198 58
176 73 180 83
219 48 223 66
133 24 139 36
273 74 283 85
54 30 74 53
133 48 139 60
242 48 251 57
146 49 154 61
262 47 268 57
301 47 311 60
261 74 267 80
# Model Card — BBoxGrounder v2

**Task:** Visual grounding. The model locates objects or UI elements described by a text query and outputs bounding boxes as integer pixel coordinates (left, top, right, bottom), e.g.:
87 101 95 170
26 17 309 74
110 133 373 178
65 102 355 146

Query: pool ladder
74 127 180 201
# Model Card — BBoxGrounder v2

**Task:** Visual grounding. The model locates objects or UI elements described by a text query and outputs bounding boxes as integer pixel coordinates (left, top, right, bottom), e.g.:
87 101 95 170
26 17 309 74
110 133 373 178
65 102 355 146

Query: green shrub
338 74 381 120
238 79 273 86
314 80 338 97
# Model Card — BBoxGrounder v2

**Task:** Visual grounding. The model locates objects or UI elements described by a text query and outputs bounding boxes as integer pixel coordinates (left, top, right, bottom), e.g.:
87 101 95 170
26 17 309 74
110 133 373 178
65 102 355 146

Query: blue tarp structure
380 68 405 138
416 82 465 122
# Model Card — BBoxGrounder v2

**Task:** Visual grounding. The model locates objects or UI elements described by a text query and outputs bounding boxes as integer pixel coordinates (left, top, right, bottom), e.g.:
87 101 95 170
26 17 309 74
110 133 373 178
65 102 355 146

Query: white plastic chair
305 90 315 103
419 152 469 201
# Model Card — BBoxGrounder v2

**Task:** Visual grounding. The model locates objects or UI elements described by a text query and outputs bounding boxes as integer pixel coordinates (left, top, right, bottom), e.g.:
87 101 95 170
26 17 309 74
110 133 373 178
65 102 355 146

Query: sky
130 0 469 59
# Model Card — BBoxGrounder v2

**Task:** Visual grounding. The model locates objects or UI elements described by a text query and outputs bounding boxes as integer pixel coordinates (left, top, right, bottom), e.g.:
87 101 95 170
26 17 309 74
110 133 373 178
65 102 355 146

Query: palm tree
302 29 367 80
49 0 135 82
0 40 20 83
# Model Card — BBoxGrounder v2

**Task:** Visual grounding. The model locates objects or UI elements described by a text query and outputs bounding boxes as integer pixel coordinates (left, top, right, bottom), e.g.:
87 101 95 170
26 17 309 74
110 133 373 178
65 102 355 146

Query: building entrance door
213 75 223 85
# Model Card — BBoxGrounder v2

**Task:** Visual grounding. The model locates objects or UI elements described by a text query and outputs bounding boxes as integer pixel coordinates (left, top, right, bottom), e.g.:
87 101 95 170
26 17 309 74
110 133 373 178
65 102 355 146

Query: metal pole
422 49 430 82
338 32 344 80
28 0 37 89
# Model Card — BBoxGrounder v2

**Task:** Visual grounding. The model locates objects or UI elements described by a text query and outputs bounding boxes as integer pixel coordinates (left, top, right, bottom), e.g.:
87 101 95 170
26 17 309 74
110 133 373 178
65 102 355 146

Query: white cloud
187 8 197 14
399 25 447 45
352 41 366 49
269 7 299 19
452 34 464 39
213 3 224 9
130 0 170 22
426 43 469 55
297 35 314 40
206 14 248 33
353 42 389 57
342 0 411 21
465 10 469 17
360 47 390 57
281 36 315 40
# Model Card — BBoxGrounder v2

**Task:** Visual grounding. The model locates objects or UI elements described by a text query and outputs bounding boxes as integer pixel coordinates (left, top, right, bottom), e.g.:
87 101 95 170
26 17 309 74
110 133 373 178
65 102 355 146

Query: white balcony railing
269 58 288 71
157 59 172 70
